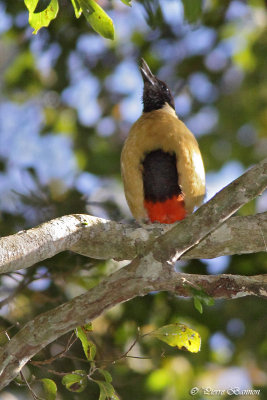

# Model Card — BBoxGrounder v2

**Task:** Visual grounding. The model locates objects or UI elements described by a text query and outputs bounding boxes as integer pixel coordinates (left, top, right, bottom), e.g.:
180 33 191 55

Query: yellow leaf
150 323 201 353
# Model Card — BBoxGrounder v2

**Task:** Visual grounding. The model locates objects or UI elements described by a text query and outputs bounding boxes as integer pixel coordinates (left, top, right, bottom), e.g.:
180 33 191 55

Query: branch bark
0 158 266 389
0 263 267 390
1 158 267 276
0 213 266 275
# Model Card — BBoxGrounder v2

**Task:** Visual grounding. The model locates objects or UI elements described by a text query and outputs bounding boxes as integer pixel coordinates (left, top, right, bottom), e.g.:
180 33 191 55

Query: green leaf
201 296 215 307
194 297 203 314
96 380 119 400
24 0 59 34
79 0 114 40
75 325 96 361
119 0 132 6
62 370 88 393
149 323 201 353
84 322 93 331
41 379 57 400
70 0 82 18
98 369 112 383
33 0 51 13
190 286 215 311
142 0 164 30
181 0 202 23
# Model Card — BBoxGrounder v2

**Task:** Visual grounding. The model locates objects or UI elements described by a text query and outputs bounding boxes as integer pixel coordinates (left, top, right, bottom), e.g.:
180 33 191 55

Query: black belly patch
142 149 182 203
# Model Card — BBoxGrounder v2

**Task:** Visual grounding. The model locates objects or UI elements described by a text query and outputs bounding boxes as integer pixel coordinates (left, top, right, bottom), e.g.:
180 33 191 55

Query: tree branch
0 212 266 275
0 158 267 275
183 212 267 259
147 157 267 264
0 262 267 390
0 158 266 389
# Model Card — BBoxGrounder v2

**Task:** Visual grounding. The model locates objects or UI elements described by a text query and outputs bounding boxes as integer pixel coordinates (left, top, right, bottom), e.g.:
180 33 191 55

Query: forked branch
0 158 266 389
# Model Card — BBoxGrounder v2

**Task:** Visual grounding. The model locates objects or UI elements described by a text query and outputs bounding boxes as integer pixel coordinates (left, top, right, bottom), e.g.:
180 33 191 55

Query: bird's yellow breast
121 104 205 222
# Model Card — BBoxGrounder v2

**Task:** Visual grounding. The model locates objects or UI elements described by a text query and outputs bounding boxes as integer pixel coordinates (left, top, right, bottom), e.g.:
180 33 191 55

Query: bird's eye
161 84 169 92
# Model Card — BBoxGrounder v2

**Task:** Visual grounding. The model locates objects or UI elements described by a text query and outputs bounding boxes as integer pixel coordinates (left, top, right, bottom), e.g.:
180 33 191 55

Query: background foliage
0 0 267 399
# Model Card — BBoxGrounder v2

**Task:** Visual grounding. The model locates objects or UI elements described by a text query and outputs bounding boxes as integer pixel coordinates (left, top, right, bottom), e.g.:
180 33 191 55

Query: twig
5 331 43 400
31 363 71 377
19 371 43 400
31 332 77 366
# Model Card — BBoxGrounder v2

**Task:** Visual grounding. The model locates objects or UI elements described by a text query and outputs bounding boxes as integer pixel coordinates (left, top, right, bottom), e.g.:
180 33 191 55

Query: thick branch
0 184 267 275
183 212 267 259
0 158 267 389
72 212 267 260
148 157 267 263
0 261 267 389
0 213 266 275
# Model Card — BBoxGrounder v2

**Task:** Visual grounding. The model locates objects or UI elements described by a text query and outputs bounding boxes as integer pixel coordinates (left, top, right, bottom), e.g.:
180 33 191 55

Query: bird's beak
140 58 157 86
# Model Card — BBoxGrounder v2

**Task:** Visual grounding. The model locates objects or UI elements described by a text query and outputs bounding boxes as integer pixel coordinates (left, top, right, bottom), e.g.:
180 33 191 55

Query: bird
121 59 205 224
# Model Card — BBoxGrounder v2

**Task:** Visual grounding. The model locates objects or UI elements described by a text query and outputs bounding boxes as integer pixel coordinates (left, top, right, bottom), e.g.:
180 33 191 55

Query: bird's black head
140 58 175 113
